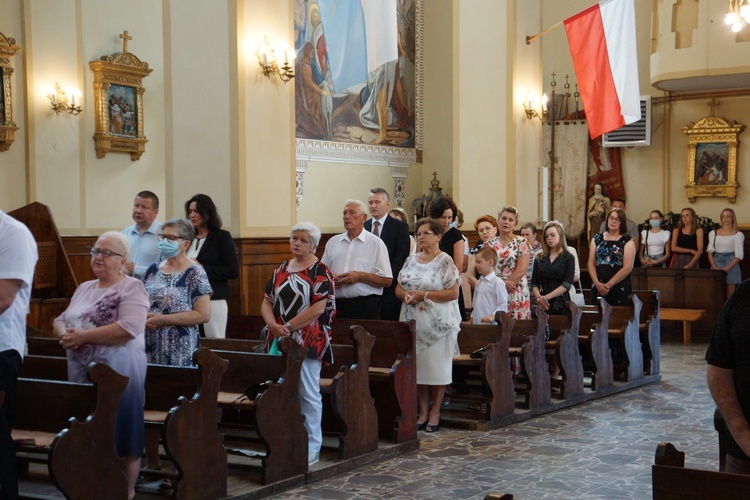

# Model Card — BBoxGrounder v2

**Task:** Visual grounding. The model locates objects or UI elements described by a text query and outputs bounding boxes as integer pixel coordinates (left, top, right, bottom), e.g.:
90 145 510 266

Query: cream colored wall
0 0 27 212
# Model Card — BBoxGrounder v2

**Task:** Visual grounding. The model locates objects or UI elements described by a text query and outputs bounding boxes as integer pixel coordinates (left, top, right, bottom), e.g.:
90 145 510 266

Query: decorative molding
415 0 423 153
0 32 21 152
295 158 308 212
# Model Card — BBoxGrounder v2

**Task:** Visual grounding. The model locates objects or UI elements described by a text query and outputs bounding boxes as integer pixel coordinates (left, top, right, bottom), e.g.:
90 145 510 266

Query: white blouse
708 231 745 260
641 229 670 258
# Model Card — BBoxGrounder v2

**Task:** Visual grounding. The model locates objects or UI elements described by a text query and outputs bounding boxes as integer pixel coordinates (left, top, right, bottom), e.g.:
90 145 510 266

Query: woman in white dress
708 208 745 299
396 218 461 433
640 210 671 268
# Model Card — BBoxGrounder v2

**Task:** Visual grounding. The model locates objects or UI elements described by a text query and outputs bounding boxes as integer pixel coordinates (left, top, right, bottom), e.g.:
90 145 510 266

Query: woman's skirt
416 332 457 385
670 253 698 269
714 252 742 284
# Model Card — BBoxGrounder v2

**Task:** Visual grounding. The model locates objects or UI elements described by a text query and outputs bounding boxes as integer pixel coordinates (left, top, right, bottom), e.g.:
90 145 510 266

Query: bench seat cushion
12 429 55 449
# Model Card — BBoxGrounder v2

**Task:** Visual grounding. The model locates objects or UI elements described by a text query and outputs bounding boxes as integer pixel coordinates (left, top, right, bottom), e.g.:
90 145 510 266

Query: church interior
3 0 750 498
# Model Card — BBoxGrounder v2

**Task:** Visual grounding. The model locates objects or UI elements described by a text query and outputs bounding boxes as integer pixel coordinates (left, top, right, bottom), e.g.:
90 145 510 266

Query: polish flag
564 0 641 139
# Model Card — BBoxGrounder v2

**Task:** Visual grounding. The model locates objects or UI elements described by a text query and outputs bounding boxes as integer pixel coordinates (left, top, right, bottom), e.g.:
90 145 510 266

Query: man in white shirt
0 210 38 497
322 200 393 319
122 191 162 279
364 188 410 320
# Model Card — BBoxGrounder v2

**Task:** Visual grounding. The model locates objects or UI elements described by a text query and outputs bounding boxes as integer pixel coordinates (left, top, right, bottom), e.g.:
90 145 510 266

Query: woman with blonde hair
670 207 703 269
708 208 744 299
530 221 576 316
496 206 531 319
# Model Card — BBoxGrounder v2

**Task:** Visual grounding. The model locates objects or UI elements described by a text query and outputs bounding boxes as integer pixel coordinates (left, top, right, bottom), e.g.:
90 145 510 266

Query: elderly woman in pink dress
53 231 148 500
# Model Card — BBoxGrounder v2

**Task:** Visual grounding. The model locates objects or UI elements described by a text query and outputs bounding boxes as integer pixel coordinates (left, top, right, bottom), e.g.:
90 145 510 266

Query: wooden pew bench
545 302 584 399
331 319 418 444
507 308 550 409
223 315 418 445
605 295 644 382
652 442 750 499
632 290 661 376
451 313 515 421
213 338 309 485
18 348 230 498
208 328 379 460
12 363 129 499
660 308 706 345
578 300 614 391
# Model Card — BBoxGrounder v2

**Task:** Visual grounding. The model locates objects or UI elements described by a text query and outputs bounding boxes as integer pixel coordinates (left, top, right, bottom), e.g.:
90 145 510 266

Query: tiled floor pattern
274 343 718 499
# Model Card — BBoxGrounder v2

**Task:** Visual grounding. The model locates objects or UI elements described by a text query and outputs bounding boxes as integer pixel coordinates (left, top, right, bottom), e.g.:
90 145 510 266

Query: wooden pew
545 302 584 399
660 308 706 345
331 319 417 444
508 307 551 409
142 348 229 499
12 363 128 499
213 338 309 485
578 300 614 391
652 442 750 499
632 290 661 376
206 329 379 460
605 295 644 382
223 315 418 445
18 348 230 499
451 313 515 421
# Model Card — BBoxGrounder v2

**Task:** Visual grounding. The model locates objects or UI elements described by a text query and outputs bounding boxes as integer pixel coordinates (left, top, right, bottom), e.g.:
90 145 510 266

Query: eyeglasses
608 217 620 222
90 248 124 258
415 231 435 237
158 234 185 242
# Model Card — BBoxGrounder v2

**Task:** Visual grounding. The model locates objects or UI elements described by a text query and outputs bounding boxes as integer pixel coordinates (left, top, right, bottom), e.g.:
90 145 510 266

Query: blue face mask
449 221 457 229
649 219 661 228
158 239 182 258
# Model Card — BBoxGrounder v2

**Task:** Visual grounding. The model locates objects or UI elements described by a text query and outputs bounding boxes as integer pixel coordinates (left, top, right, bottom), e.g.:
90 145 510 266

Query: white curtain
542 122 589 239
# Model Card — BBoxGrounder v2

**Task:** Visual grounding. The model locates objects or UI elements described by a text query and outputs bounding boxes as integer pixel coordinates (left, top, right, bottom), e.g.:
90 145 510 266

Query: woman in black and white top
708 208 744 300
185 194 239 338
640 210 671 268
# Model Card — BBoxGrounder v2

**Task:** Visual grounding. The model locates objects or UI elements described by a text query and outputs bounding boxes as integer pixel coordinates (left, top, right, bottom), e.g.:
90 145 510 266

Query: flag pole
526 20 564 45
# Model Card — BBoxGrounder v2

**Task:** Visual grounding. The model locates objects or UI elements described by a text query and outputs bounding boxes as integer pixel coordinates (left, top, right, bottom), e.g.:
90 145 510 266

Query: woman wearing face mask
640 210 671 268
142 218 212 366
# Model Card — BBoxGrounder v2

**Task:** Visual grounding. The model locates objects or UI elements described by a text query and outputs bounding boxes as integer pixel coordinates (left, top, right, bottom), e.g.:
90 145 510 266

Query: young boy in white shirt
469 246 508 324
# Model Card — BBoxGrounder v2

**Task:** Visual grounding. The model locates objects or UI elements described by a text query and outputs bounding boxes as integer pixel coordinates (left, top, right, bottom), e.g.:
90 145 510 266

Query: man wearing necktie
365 188 411 320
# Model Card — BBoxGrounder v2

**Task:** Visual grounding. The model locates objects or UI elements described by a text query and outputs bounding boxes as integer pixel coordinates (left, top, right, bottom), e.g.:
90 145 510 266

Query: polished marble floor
274 342 718 500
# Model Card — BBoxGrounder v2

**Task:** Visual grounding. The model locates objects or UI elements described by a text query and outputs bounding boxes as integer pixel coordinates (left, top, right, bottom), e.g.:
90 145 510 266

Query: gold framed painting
683 115 744 203
89 32 153 161
0 31 21 152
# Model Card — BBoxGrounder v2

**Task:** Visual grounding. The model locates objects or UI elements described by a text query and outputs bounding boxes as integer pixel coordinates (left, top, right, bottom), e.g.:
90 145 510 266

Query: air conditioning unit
602 96 652 148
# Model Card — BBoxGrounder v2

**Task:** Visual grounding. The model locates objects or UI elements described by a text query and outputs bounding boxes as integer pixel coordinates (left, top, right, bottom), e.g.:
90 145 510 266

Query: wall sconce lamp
48 82 82 116
725 0 750 32
255 36 295 83
523 92 548 121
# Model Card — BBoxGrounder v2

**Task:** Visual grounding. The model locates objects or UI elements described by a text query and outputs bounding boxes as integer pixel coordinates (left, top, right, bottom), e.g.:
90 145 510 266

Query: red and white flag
564 0 640 139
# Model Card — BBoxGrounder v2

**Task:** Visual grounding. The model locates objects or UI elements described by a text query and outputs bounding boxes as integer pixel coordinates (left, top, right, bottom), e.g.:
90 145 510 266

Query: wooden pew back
632 290 661 375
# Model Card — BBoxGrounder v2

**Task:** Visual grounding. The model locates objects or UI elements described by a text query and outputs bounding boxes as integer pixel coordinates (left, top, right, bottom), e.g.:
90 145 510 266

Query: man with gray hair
322 200 393 319
365 188 410 320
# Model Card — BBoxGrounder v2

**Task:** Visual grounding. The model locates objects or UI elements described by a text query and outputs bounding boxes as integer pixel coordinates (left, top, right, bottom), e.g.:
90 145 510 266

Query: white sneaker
308 452 320 466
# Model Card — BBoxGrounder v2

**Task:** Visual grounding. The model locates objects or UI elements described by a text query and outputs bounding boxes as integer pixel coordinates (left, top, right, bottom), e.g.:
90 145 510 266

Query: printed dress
398 252 461 385
489 236 531 319
264 260 336 362
591 233 633 306
55 276 149 457
143 264 212 366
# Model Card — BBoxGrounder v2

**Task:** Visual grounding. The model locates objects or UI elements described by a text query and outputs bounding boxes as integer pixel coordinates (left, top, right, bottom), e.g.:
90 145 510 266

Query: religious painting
294 0 422 168
107 84 138 138
683 115 744 203
89 31 153 161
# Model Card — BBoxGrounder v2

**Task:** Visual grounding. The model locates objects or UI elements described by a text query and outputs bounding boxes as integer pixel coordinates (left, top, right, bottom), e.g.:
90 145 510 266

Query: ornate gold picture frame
0 31 21 152
89 31 153 161
683 115 744 203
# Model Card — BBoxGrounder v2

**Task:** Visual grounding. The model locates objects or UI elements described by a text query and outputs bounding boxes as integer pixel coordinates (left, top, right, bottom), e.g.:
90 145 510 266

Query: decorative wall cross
119 30 132 52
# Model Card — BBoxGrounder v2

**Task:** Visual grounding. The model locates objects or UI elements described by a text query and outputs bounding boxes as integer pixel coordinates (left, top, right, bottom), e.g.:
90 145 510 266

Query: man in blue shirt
122 191 162 279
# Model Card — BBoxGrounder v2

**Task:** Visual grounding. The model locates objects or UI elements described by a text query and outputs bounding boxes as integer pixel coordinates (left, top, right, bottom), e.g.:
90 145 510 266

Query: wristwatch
284 321 293 330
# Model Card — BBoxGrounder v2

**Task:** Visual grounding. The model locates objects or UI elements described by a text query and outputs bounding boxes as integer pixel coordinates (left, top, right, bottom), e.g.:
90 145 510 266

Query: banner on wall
587 137 625 203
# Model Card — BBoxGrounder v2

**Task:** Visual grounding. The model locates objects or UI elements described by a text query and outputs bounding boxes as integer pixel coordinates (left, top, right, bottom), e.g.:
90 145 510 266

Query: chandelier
725 0 750 32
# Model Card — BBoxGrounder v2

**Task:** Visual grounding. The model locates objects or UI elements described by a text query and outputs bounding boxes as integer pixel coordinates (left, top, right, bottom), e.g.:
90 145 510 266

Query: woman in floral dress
396 218 461 433
142 219 212 366
494 206 531 319
588 209 635 306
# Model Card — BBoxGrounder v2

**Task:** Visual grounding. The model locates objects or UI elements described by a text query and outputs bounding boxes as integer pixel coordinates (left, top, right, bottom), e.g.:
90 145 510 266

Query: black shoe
416 421 428 431
425 423 441 433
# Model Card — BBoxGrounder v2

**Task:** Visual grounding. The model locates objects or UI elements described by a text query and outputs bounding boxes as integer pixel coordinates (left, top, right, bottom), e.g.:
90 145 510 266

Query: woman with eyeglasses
396 218 461 433
141 218 212 366
185 194 239 338
53 231 149 500
588 209 636 306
